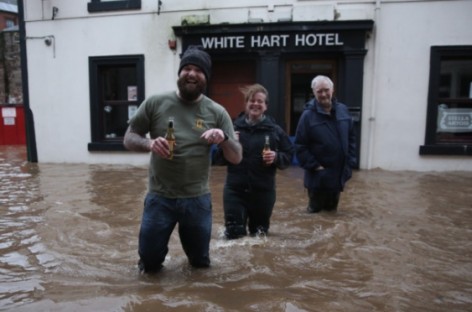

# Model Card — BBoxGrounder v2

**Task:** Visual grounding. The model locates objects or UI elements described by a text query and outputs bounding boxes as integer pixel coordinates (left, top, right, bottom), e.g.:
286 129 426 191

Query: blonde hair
240 83 269 105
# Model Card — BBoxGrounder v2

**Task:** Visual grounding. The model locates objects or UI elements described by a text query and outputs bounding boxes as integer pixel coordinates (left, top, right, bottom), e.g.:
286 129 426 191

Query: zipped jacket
294 98 357 191
213 113 294 191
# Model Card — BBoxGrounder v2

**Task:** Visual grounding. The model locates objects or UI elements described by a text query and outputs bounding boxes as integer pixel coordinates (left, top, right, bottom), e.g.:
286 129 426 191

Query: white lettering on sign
199 33 344 50
251 34 290 48
295 33 344 46
201 36 245 49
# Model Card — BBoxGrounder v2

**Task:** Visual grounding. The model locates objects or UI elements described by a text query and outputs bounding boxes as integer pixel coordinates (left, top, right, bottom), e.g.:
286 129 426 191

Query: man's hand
150 137 172 158
201 129 225 145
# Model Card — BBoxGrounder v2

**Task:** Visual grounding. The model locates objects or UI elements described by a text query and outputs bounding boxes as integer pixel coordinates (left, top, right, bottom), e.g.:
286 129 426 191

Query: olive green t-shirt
129 91 235 198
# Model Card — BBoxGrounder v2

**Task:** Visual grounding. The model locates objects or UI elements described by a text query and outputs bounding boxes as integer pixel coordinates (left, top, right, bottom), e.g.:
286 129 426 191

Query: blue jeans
138 192 212 272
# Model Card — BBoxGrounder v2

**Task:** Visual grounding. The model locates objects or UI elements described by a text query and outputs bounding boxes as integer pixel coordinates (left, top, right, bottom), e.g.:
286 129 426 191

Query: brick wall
0 28 22 105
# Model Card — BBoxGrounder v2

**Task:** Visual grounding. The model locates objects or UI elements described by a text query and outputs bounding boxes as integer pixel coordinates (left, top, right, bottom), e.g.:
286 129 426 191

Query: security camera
44 38 52 46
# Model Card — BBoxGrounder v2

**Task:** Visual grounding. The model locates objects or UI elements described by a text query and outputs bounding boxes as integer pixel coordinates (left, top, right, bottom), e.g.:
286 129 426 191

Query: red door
0 105 26 145
208 60 256 119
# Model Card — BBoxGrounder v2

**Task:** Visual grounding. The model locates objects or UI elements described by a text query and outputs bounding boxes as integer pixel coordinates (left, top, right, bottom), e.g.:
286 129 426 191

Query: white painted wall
361 0 472 171
25 4 182 165
23 0 472 171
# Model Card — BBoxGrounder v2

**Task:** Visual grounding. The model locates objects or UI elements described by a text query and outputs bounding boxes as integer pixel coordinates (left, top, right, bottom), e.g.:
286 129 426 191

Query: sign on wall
200 33 344 50
437 106 472 132
2 107 16 126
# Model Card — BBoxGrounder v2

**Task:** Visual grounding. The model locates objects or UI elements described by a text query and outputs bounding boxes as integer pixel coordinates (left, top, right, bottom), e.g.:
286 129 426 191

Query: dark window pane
100 66 137 101
88 54 144 150
103 104 135 140
436 58 472 144
440 59 472 99
420 46 472 155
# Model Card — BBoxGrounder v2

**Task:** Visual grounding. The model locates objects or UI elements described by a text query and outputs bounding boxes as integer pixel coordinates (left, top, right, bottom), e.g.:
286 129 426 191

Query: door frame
284 59 337 135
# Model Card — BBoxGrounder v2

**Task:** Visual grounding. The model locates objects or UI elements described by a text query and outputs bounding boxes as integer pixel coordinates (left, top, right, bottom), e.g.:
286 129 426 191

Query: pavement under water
1 145 471 312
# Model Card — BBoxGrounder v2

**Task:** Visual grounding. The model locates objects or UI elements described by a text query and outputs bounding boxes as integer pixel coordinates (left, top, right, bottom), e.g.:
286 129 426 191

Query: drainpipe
366 0 381 169
18 0 38 162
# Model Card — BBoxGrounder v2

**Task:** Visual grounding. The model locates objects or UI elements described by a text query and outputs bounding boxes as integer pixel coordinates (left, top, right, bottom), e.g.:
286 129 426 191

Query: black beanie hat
178 45 212 81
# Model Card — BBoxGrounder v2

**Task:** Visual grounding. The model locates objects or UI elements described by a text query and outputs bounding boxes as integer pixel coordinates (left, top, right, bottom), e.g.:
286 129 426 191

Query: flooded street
1 145 472 312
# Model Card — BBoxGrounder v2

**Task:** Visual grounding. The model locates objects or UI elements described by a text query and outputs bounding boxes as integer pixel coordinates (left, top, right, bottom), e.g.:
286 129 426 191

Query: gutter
18 0 38 162
365 0 381 169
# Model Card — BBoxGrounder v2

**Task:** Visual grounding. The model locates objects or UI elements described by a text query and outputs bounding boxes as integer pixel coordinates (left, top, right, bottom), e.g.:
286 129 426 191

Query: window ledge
419 145 472 156
88 142 127 151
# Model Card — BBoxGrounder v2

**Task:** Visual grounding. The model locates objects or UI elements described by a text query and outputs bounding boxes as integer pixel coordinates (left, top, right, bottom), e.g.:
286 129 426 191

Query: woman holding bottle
213 84 294 239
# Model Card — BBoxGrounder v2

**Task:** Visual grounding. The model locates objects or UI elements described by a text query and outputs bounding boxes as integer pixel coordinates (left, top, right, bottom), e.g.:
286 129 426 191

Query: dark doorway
285 60 337 135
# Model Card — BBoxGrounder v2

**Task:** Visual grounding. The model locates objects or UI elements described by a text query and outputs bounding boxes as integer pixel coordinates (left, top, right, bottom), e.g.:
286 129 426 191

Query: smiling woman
213 83 294 239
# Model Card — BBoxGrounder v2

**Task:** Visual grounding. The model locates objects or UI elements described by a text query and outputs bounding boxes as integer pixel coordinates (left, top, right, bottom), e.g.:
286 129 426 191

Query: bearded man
124 45 242 273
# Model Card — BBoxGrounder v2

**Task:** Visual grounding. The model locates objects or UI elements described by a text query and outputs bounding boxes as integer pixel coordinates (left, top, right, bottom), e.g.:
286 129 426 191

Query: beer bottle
165 117 176 159
262 135 271 166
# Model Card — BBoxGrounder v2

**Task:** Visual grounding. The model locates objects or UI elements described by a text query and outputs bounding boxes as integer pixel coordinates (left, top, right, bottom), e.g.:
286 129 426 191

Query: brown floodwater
1 145 471 312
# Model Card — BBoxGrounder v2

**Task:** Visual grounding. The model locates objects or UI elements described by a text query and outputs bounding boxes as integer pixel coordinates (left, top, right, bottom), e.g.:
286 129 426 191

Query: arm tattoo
123 126 151 152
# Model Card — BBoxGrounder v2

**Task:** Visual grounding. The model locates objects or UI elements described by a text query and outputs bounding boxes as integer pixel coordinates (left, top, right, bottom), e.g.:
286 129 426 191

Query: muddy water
1 145 471 312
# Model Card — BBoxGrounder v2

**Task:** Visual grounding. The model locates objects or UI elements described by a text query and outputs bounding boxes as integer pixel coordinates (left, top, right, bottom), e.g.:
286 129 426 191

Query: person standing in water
294 75 356 213
124 46 242 272
213 84 294 239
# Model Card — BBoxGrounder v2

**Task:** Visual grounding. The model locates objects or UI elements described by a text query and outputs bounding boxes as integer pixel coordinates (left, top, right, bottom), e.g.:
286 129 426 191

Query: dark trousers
138 192 212 272
307 190 340 212
223 186 276 238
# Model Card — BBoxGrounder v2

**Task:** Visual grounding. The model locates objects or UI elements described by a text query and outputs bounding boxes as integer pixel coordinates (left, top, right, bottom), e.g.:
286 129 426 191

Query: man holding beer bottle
123 46 242 273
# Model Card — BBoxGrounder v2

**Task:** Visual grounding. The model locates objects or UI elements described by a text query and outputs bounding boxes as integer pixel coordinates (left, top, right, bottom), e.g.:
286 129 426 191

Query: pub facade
21 0 472 171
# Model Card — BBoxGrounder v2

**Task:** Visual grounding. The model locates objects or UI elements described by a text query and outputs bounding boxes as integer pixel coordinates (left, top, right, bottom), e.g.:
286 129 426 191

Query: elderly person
294 75 356 213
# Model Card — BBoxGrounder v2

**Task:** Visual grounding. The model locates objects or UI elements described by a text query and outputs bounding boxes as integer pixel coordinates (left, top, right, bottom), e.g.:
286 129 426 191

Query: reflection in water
1 146 472 311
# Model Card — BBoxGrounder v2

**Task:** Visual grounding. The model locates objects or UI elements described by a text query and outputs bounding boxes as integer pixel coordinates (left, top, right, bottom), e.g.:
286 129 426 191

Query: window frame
87 0 141 13
419 45 472 156
88 54 145 151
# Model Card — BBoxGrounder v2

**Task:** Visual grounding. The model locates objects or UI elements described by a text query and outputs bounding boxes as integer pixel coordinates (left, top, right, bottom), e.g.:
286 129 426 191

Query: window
5 19 15 29
420 46 472 156
87 0 141 13
88 55 144 151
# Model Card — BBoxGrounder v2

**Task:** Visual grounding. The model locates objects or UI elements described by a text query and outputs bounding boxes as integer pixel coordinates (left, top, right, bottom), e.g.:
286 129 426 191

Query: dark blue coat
294 99 357 192
213 113 294 191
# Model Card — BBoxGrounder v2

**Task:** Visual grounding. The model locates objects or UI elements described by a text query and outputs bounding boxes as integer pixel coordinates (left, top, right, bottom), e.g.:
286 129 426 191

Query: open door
285 60 337 135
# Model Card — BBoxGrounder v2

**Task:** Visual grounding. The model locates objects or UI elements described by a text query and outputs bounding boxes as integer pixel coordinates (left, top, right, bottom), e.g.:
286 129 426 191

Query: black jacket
213 113 294 191
294 98 357 191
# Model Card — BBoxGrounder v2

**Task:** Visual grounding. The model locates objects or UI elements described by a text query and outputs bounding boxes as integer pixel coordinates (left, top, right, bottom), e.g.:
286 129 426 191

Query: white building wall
23 0 472 170
361 0 472 171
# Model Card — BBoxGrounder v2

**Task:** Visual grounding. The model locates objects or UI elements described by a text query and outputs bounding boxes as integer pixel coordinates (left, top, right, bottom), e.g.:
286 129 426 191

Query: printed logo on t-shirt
195 119 205 130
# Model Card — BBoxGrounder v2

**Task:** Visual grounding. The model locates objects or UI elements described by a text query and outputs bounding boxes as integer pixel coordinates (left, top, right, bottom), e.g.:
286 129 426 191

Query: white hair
311 75 334 90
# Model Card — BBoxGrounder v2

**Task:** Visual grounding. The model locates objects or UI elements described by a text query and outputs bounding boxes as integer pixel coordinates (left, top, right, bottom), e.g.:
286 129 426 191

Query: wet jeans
223 186 275 239
138 192 212 272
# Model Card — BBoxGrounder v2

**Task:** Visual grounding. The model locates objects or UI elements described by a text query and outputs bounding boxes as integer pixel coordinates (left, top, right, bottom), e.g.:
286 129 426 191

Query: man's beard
177 76 206 102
